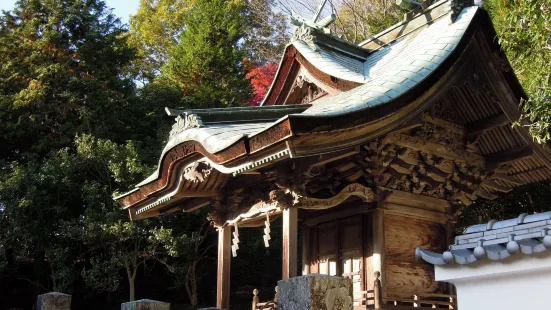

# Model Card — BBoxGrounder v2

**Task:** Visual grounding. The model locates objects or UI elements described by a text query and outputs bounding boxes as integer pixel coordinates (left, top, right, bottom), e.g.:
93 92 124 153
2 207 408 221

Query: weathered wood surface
384 214 447 299
282 207 298 279
217 226 231 309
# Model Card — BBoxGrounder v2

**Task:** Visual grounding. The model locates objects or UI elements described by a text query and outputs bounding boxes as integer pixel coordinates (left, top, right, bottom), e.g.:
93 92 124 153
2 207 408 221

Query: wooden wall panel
384 214 447 299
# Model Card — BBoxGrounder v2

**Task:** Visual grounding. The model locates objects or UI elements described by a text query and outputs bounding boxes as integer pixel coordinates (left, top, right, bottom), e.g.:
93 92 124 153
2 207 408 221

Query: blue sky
0 0 140 24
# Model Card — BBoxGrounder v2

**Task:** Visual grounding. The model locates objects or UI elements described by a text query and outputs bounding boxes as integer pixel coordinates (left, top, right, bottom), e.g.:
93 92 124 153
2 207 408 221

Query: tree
128 0 192 83
246 62 278 105
244 0 290 64
149 218 213 309
0 0 136 162
329 0 404 43
274 0 403 44
485 0 551 143
163 0 252 108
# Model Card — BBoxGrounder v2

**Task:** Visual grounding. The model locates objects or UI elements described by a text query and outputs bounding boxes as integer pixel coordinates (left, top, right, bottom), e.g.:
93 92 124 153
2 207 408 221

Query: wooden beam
282 207 298 280
298 147 360 175
466 113 509 140
485 145 533 166
475 188 498 200
158 197 210 214
492 173 525 185
482 180 512 193
216 226 231 309
383 203 448 223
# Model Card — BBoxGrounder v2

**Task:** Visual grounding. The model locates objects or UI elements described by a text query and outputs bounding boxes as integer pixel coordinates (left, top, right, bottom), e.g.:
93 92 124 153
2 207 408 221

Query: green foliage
458 181 551 232
485 0 551 142
0 0 136 161
129 0 192 82
164 0 252 108
331 0 405 44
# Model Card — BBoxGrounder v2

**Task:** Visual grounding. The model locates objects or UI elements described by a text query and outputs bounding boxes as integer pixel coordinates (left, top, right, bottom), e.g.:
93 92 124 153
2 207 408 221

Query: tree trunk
190 262 198 309
127 265 137 301
129 279 136 302
184 262 198 310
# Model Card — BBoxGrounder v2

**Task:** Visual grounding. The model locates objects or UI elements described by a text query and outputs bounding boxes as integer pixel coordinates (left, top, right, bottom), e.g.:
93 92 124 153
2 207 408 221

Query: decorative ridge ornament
169 113 204 138
293 26 318 51
289 0 336 50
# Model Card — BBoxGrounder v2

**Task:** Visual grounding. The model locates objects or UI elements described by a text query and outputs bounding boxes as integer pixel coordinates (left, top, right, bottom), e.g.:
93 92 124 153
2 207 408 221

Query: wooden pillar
217 226 231 309
372 208 385 299
301 227 311 275
282 207 298 279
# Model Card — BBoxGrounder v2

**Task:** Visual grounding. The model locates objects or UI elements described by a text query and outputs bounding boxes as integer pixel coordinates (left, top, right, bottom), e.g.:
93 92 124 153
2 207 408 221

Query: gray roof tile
417 211 551 266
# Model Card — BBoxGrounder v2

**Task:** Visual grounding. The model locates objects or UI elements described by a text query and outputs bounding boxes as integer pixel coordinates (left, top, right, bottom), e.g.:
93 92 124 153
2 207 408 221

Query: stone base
121 299 170 310
36 292 71 310
278 275 353 310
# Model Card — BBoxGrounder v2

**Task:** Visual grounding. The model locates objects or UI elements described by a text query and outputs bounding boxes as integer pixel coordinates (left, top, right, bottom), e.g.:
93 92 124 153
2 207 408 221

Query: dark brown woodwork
482 180 512 193
217 226 231 310
282 207 298 280
249 119 292 154
158 197 210 214
466 113 509 141
476 187 498 200
262 47 299 106
492 173 525 185
485 145 533 166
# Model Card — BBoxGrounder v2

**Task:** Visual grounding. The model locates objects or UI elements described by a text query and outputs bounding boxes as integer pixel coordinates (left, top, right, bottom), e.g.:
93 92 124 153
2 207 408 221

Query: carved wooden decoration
213 183 375 227
373 113 489 206
169 113 203 137
293 183 375 210
183 161 212 183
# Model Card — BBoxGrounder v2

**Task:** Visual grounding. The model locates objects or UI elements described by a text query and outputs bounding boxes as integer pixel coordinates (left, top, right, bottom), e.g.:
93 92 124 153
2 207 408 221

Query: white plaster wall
435 251 551 309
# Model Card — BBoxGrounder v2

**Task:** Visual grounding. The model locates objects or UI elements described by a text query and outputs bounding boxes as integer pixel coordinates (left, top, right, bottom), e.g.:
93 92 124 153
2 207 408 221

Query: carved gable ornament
169 113 204 138
293 25 318 51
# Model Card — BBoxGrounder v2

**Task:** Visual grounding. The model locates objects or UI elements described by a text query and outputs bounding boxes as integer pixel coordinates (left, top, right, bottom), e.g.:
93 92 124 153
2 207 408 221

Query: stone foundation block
121 299 170 310
36 292 71 310
277 275 353 310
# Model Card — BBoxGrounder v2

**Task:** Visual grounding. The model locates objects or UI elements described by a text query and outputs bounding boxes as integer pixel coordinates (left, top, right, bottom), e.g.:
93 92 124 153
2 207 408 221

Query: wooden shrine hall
115 0 551 308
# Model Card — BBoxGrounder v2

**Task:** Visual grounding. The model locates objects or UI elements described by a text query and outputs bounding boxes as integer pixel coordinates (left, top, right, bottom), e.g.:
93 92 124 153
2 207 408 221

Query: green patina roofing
165 104 311 124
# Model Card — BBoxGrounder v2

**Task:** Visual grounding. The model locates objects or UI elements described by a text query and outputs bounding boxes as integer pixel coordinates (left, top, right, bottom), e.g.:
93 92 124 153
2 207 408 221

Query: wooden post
372 207 385 300
374 271 383 310
217 226 231 309
252 289 259 310
301 227 311 275
282 207 298 279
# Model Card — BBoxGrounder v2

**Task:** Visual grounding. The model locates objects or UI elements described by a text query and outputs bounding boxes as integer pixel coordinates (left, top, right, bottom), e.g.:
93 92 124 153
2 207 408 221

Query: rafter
492 173 525 185
466 113 510 141
485 145 533 166
482 180 512 193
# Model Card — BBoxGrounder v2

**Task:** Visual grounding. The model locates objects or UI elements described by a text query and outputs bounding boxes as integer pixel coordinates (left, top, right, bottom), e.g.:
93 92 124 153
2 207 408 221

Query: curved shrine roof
115 1 551 219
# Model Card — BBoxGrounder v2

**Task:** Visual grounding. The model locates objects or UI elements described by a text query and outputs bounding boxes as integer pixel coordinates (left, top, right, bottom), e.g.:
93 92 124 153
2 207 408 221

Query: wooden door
309 215 366 308
317 221 338 276
340 216 364 309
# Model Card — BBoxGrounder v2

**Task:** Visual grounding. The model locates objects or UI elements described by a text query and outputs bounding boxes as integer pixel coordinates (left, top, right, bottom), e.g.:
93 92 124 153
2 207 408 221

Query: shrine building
115 0 551 308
